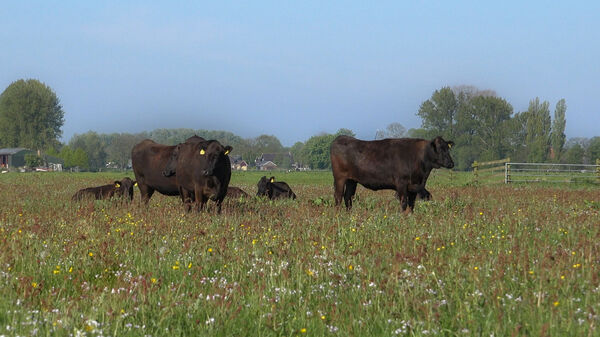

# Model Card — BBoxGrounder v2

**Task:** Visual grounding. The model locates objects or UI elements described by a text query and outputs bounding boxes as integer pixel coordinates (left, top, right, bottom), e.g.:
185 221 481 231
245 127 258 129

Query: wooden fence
471 158 510 184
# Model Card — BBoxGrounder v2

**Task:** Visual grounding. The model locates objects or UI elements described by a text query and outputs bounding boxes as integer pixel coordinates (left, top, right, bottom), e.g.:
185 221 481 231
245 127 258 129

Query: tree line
1 79 599 171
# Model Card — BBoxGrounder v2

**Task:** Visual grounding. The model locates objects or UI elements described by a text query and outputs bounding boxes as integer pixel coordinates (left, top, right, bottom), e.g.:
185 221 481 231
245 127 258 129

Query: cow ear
114 181 121 188
430 140 438 153
199 148 205 155
224 145 232 155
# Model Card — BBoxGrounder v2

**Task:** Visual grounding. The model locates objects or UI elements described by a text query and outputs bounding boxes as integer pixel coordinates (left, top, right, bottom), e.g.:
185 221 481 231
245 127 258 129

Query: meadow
0 170 598 336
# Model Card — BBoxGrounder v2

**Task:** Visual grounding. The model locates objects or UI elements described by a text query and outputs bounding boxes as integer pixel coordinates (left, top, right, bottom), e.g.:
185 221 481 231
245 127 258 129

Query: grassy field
0 170 599 336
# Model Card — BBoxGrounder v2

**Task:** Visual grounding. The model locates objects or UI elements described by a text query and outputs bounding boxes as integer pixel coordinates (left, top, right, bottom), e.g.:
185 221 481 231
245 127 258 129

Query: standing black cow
163 140 232 213
257 176 297 200
72 177 136 202
330 136 454 212
131 136 204 204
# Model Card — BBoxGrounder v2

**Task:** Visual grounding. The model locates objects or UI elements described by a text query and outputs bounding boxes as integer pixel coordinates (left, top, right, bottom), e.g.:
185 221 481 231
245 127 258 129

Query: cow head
162 144 181 177
257 176 270 197
195 141 232 176
430 137 455 169
115 177 136 201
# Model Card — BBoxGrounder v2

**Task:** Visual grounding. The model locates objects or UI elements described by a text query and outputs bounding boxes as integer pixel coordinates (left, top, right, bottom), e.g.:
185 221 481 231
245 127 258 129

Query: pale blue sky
1 1 599 146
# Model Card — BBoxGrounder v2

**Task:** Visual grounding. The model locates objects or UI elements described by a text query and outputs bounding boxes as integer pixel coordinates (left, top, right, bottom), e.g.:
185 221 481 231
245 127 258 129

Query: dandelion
306 269 314 276
31 282 38 288
300 328 307 333
88 252 93 257
208 248 213 253
321 315 326 320
415 237 420 241
172 261 180 270
188 262 192 269
348 264 354 271
474 266 479 271
69 267 73 273
151 278 157 283
560 275 565 280
529 270 534 275
553 301 560 307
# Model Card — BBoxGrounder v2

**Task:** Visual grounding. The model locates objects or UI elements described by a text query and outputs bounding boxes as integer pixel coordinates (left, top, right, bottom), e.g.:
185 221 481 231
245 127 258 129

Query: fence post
505 162 511 184
596 159 600 183
472 161 479 184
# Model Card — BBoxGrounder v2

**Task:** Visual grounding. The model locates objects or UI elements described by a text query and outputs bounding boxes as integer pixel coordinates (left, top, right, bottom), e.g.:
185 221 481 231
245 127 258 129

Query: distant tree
406 128 430 139
301 133 336 169
417 86 457 140
252 134 284 154
70 148 89 169
524 98 551 162
0 79 65 151
503 111 529 162
335 128 356 137
289 141 305 166
468 95 513 161
375 122 406 139
105 133 144 169
587 137 600 164
69 131 107 171
550 99 567 162
561 143 585 164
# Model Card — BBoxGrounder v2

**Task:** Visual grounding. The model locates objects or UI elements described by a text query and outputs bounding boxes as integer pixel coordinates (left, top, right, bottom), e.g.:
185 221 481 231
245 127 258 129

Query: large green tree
550 99 567 162
417 86 457 140
524 98 551 162
0 79 64 151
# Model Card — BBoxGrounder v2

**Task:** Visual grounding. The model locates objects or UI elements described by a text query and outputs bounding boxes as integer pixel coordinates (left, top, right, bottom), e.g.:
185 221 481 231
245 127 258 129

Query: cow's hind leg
333 178 346 207
406 192 417 212
344 180 357 210
139 184 154 205
396 185 409 212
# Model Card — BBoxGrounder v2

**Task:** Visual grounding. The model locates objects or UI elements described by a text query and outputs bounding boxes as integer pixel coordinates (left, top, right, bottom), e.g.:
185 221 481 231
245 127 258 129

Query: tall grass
0 171 598 336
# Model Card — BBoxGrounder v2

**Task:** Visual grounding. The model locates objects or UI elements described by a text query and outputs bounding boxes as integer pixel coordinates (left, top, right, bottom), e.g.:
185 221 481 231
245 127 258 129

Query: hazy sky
2 1 599 146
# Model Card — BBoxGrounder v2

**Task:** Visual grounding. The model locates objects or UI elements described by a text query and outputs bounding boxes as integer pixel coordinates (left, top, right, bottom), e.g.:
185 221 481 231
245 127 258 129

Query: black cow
131 136 204 204
257 176 297 200
72 177 136 201
227 186 249 199
163 140 232 213
330 136 454 212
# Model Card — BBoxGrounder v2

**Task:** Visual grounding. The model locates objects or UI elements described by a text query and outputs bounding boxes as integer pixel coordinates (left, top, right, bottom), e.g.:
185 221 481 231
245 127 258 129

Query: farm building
231 156 248 171
257 160 277 171
0 148 64 171
0 148 35 168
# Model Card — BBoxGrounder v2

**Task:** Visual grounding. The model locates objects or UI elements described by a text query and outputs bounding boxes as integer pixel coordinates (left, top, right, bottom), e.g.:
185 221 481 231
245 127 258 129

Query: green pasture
0 170 598 336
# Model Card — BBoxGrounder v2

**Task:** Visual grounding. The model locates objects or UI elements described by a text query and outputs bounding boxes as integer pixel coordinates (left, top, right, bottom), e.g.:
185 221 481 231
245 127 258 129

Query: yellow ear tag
270 178 274 183
134 182 138 187
224 149 230 155
448 143 452 149
115 183 121 188
200 149 205 155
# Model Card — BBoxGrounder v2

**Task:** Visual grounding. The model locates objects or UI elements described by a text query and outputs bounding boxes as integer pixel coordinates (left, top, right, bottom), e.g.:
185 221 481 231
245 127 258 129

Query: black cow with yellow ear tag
72 177 136 201
163 139 232 214
257 176 297 200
